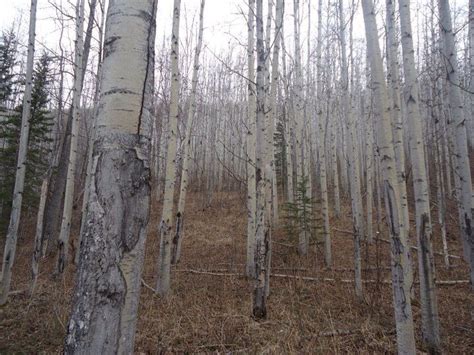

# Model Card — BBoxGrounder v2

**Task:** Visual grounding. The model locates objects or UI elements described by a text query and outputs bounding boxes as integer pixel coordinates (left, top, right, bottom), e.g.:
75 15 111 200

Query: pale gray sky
0 0 469 67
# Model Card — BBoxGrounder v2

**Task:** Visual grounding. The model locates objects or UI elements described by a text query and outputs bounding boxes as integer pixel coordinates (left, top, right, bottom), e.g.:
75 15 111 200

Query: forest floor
0 191 473 353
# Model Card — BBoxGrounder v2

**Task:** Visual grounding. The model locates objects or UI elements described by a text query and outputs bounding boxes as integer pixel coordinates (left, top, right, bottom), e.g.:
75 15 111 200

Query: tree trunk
338 0 363 295
76 0 105 265
398 0 441 350
172 0 205 265
293 0 308 256
55 0 85 275
361 0 416 352
156 0 181 297
64 0 156 352
31 177 48 295
246 0 257 278
0 0 37 305
252 0 270 319
438 0 474 289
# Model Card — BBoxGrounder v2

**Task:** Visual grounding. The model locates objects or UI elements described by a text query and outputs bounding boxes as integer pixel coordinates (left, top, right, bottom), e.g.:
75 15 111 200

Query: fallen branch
141 278 157 293
379 238 461 259
273 241 295 248
174 269 242 277
172 269 469 285
318 329 355 337
8 289 26 296
333 228 462 260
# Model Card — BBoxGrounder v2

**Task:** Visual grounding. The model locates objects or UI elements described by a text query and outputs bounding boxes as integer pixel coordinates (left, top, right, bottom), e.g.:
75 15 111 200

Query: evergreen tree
282 175 316 246
0 52 53 230
0 29 17 108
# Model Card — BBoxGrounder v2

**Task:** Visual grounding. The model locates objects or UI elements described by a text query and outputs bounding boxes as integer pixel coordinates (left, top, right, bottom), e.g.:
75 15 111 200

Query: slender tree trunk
0 0 37 305
469 0 474 148
339 0 363 295
246 0 257 278
263 0 283 296
172 0 205 265
398 0 441 350
156 0 181 296
31 177 48 295
385 0 415 301
361 0 416 352
55 0 85 275
253 0 270 319
385 0 410 247
316 0 331 267
438 0 474 290
293 0 308 256
268 0 282 227
365 97 374 243
64 0 157 352
76 0 105 264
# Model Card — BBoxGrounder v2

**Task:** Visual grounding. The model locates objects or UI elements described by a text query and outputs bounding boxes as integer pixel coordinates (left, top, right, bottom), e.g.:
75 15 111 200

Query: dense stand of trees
0 0 473 353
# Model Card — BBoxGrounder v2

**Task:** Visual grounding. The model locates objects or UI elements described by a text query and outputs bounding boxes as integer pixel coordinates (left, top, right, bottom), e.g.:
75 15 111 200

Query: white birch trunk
339 0 363 295
31 177 48 295
469 0 474 148
253 0 270 319
171 0 205 265
438 0 474 288
156 0 181 296
385 0 410 247
365 99 374 243
56 0 85 275
317 0 331 267
361 0 416 352
246 0 257 278
293 0 308 256
0 0 37 305
76 0 105 265
398 0 440 349
64 0 157 352
268 0 283 227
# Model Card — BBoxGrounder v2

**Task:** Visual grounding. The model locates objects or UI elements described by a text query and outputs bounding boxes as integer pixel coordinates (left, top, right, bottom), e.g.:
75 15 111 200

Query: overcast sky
0 0 469 66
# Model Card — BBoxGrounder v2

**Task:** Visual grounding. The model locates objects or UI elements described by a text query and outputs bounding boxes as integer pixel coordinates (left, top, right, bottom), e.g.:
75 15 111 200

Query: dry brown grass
0 191 473 353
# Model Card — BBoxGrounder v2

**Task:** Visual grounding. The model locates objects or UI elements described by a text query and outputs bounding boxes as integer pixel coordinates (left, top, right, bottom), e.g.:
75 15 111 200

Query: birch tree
361 0 416 351
293 0 309 256
316 0 331 268
385 0 410 253
157 0 181 296
76 0 105 264
438 0 474 288
246 0 257 278
0 0 37 305
64 0 157 352
172 0 205 265
253 0 270 319
338 0 364 295
56 0 85 275
398 0 440 350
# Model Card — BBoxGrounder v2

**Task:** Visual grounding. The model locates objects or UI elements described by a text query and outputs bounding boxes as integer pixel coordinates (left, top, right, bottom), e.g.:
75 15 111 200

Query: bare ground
0 191 473 353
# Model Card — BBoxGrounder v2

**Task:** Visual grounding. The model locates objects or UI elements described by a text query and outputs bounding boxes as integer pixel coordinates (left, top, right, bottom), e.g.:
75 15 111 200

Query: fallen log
171 269 469 285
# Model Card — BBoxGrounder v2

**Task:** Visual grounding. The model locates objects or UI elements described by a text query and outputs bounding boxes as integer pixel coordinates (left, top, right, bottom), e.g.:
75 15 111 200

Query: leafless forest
0 0 473 353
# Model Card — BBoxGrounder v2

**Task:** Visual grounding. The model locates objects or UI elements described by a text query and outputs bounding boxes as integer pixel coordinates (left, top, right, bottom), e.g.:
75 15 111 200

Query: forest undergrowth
0 192 472 353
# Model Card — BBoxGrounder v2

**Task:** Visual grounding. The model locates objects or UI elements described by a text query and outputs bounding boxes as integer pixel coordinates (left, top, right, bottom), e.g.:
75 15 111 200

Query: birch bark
64 0 156 352
398 0 440 349
438 0 474 288
172 0 205 265
157 0 181 296
361 0 416 351
252 0 270 319
246 0 257 278
0 0 37 305
338 0 363 294
56 0 85 275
